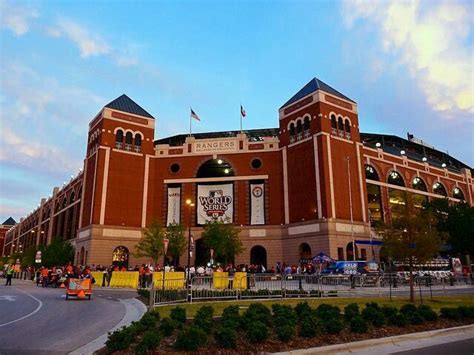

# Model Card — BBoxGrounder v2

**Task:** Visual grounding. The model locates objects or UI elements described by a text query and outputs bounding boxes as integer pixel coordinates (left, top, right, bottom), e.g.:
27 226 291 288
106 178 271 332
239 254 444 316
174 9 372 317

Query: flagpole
189 108 192 137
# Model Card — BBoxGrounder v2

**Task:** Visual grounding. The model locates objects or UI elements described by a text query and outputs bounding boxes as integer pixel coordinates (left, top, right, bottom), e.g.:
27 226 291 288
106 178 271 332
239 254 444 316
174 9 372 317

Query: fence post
148 282 155 310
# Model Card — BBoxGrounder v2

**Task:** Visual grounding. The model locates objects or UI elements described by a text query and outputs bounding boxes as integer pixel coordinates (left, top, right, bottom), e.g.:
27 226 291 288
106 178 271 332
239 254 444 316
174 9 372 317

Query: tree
42 238 74 267
377 194 442 302
444 203 474 260
166 223 187 266
201 220 244 265
134 221 165 266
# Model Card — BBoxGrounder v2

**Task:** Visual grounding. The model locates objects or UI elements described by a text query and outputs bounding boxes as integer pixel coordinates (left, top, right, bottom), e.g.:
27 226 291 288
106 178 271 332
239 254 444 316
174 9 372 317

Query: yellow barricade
153 272 185 289
109 271 139 288
91 271 104 286
213 272 229 289
233 272 247 289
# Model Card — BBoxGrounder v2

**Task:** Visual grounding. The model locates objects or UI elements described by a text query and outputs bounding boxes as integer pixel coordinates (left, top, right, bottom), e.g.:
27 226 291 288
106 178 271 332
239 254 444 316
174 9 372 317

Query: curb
271 324 474 355
69 298 147 355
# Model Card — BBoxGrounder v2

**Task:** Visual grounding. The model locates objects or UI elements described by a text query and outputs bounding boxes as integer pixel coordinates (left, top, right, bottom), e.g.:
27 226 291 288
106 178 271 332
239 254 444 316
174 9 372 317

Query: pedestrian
41 266 49 288
5 264 14 286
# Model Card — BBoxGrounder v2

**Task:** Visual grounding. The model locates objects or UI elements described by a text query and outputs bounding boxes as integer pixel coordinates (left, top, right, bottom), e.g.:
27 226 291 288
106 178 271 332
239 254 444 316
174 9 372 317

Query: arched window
344 119 351 138
387 171 405 187
303 117 310 131
331 115 337 131
125 132 133 151
69 192 75 204
299 243 312 259
197 159 235 178
250 245 267 268
134 134 142 153
365 165 379 181
296 120 302 133
412 177 427 192
432 182 447 197
115 130 124 149
338 117 344 131
62 198 67 208
453 187 465 200
112 246 129 268
289 123 295 142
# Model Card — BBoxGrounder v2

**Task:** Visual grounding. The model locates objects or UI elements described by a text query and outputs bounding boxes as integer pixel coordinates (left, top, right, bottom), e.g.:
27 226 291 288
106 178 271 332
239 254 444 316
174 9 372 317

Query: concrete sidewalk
273 324 474 355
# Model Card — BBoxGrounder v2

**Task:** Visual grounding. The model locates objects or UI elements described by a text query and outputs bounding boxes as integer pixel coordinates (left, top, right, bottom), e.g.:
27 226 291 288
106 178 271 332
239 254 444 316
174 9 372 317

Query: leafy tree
444 203 474 259
201 220 243 265
134 221 165 266
42 238 74 267
377 193 442 302
166 223 187 266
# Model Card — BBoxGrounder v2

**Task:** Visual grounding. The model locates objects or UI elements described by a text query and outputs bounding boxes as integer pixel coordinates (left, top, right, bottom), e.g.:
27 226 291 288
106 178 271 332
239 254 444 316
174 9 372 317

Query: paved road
393 338 474 354
0 280 137 355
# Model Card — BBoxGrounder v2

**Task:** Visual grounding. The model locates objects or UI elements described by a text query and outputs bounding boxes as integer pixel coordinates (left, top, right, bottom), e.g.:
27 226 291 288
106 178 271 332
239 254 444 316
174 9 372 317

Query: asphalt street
0 279 137 355
394 338 474 355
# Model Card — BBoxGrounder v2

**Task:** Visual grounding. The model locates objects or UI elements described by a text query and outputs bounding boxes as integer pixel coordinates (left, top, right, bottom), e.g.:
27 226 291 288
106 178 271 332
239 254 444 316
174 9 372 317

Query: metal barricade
284 274 321 298
240 273 284 299
190 275 238 302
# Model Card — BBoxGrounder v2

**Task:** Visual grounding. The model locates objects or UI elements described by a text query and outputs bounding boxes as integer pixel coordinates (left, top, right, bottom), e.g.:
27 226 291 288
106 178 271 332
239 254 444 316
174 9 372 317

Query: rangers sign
197 184 233 224
250 183 265 225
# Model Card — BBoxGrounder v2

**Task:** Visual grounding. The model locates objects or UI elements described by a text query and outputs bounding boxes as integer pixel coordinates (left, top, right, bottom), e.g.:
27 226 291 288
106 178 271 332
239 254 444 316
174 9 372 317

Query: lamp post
162 238 169 290
185 199 195 292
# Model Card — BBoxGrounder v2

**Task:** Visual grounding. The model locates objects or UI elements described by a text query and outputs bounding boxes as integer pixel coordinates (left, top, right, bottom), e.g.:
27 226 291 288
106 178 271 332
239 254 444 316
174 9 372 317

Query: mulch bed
96 318 473 355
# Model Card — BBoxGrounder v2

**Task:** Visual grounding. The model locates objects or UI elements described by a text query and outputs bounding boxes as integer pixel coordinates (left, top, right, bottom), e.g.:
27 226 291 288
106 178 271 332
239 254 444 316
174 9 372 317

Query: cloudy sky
0 0 473 223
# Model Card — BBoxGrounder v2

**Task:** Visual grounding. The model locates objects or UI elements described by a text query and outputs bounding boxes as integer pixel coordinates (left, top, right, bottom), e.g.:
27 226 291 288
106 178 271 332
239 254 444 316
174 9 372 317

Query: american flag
190 108 200 121
240 105 246 118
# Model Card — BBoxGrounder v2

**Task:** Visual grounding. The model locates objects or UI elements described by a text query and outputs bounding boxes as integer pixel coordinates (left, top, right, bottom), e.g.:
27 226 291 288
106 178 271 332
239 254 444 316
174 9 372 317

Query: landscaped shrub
365 302 381 311
315 304 341 319
276 324 296 342
362 306 385 327
458 306 474 319
193 305 214 332
137 288 150 299
214 327 237 349
137 330 161 352
174 326 207 351
140 312 159 328
400 304 418 315
246 321 269 343
295 302 312 319
350 316 368 333
272 304 297 327
388 313 408 327
324 317 344 334
127 321 146 337
299 313 322 338
170 306 187 324
418 305 438 321
222 305 241 330
106 326 134 352
399 304 423 325
440 307 462 320
381 305 398 318
159 317 178 336
244 303 272 327
344 303 360 322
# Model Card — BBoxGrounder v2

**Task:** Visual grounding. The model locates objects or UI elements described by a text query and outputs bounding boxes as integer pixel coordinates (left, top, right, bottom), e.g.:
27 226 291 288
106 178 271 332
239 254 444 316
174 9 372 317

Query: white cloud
0 0 39 36
342 0 474 116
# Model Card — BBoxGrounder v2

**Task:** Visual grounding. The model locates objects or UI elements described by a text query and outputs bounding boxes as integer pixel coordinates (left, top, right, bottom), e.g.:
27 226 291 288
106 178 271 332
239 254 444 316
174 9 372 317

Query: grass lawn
153 295 474 318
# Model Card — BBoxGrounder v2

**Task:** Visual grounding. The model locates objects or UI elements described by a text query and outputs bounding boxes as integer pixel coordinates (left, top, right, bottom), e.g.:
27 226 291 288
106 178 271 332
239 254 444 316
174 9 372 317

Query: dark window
365 165 379 181
389 188 406 220
69 192 75 204
197 159 234 178
125 132 133 145
433 182 447 196
115 129 123 142
453 187 465 200
251 158 262 170
331 115 337 129
412 177 427 192
344 119 351 133
337 247 344 261
338 117 344 131
296 120 303 133
387 171 405 187
134 134 142 146
289 123 295 136
170 163 181 174
367 183 383 223
304 117 310 130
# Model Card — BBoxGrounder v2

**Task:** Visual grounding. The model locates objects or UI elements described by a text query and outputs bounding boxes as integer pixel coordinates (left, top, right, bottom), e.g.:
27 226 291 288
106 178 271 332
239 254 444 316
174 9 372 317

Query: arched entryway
194 239 207 267
112 246 129 268
79 247 85 266
299 243 312 259
346 242 358 261
250 245 267 268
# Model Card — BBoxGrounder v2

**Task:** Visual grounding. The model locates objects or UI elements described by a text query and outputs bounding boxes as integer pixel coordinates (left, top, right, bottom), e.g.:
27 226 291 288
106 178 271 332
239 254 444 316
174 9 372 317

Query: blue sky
0 0 473 223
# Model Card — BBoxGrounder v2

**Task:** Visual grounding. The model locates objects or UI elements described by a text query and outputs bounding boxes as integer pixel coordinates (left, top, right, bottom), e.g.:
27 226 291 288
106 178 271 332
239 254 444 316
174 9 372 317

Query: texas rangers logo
252 186 263 198
199 190 233 218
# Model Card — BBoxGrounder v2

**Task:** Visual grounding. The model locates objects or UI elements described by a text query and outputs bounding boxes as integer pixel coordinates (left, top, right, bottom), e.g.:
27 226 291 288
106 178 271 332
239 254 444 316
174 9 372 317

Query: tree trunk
409 257 415 303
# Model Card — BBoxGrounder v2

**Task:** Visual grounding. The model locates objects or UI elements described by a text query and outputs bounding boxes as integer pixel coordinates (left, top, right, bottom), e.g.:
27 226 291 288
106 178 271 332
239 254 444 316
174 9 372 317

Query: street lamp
185 199 195 291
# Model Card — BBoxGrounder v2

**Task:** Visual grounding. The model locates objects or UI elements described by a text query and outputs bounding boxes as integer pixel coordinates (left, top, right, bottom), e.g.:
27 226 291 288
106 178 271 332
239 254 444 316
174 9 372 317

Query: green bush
362 307 385 327
276 324 295 342
458 306 474 319
407 311 424 325
193 305 214 332
299 313 322 338
246 321 269 343
272 304 297 327
137 288 150 299
315 304 341 319
344 303 360 322
365 302 381 311
140 312 159 328
400 304 418 315
137 330 161 352
170 306 186 324
350 316 368 333
295 302 312 319
222 305 240 330
159 317 178 336
127 321 146 337
106 326 134 351
440 307 462 320
215 327 237 349
244 303 272 327
174 326 207 351
381 305 398 318
324 317 344 334
388 313 408 327
418 305 438 321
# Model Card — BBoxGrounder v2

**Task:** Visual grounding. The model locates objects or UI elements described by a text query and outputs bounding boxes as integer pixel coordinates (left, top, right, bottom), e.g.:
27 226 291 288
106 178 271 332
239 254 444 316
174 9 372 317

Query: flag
190 108 200 121
240 105 246 118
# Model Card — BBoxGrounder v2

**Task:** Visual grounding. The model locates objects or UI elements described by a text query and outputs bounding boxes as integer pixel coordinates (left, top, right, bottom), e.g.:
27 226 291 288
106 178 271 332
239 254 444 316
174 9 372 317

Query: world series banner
250 183 265 225
166 187 181 225
197 183 233 224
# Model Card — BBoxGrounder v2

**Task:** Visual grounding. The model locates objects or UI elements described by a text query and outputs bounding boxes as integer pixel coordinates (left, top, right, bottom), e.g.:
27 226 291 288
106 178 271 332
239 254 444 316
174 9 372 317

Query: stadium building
4 78 473 268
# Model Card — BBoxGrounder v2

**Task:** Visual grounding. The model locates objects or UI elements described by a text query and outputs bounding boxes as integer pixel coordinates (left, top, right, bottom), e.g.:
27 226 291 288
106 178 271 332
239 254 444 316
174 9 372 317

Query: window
433 182 447 197
170 163 181 174
331 115 337 129
337 247 344 261
365 165 379 181
387 171 405 187
367 183 383 223
412 177 427 192
69 192 75 204
344 119 351 139
289 123 295 136
389 188 406 220
338 117 344 131
304 117 310 130
115 129 124 149
251 158 262 170
134 134 142 146
296 120 302 133
125 132 133 151
453 187 465 200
